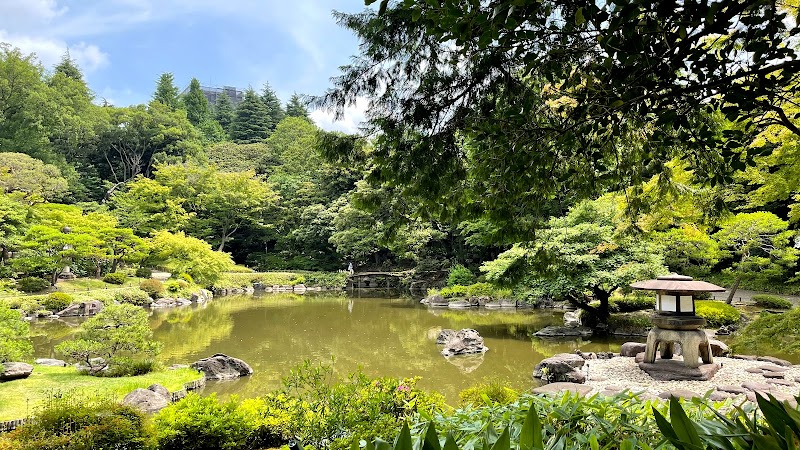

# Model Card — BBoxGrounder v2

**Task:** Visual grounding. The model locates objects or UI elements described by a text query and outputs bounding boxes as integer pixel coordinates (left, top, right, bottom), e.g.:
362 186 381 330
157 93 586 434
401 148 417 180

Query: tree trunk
51 269 60 286
592 287 612 323
111 258 119 273
217 235 227 252
726 276 742 304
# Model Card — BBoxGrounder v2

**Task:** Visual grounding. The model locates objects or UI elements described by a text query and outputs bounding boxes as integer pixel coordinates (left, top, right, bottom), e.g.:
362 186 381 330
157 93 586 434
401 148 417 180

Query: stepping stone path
757 356 793 366
767 379 794 386
659 389 701 400
532 382 593 396
762 371 787 379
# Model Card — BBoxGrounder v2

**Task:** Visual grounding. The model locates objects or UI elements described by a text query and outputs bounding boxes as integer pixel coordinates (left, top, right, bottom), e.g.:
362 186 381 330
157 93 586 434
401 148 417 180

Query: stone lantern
630 274 725 369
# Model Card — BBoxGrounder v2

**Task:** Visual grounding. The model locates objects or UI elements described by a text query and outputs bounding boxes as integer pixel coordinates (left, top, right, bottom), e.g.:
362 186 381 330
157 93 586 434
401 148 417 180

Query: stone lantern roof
630 274 725 293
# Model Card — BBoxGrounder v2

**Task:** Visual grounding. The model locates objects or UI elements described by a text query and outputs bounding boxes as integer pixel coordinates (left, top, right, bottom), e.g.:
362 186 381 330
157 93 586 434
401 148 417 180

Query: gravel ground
583 356 800 399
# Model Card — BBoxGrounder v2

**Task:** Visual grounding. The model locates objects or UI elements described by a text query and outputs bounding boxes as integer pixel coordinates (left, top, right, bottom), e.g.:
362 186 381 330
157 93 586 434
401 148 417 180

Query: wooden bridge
346 271 410 290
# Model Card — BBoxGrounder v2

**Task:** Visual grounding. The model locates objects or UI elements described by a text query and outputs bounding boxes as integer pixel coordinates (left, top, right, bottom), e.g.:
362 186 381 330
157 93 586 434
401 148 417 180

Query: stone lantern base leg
644 327 713 369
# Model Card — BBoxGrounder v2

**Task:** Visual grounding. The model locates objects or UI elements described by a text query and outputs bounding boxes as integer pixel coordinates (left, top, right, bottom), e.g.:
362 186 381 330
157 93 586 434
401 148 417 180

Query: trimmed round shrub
752 294 793 310
447 264 476 287
695 300 741 327
16 277 50 293
135 267 152 278
139 279 165 299
103 272 127 285
43 292 73 312
114 289 152 306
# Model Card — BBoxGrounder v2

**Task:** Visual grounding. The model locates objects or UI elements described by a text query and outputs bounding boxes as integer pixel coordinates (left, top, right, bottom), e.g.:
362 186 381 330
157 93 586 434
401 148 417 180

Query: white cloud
310 96 369 134
0 31 108 72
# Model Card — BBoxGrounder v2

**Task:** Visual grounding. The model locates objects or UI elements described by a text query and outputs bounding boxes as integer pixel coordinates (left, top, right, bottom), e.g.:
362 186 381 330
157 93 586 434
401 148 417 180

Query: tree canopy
320 1 800 237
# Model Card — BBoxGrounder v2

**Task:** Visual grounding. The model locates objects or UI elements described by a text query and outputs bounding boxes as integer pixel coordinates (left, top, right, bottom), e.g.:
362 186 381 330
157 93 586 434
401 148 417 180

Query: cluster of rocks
26 301 105 320
529 339 800 407
214 284 326 296
421 294 520 309
123 384 173 414
436 329 489 357
151 289 213 308
533 310 594 338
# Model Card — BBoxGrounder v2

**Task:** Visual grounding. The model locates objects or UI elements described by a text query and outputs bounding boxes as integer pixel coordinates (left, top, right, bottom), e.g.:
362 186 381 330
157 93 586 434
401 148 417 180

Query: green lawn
0 365 201 420
55 277 145 292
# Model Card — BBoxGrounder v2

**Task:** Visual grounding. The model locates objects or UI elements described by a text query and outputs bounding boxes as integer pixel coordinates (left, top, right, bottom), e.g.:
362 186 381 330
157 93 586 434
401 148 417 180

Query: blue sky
0 0 369 132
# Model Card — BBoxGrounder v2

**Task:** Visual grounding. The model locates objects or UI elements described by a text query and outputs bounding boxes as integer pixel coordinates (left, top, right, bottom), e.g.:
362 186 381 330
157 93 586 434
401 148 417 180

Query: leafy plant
16 276 50 293
154 393 256 450
458 382 518 407
176 272 194 284
752 294 793 310
2 395 155 450
114 288 152 306
55 303 162 376
43 292 74 312
448 264 475 287
135 267 153 278
731 307 800 355
0 303 33 362
695 300 741 327
653 394 800 450
610 293 656 312
139 278 165 298
103 272 128 285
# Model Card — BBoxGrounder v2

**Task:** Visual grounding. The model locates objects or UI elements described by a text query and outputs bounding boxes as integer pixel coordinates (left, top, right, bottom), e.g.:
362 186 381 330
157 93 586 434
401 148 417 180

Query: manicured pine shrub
16 277 50 293
752 294 793 310
43 292 74 312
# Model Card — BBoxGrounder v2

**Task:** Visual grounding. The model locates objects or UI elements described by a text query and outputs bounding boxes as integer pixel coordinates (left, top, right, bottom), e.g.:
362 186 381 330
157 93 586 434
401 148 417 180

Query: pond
31 293 631 402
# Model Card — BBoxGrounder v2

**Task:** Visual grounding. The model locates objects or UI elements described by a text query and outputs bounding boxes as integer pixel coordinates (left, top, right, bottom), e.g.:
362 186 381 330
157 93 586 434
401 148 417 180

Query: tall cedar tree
183 78 210 125
152 72 180 110
230 88 271 143
260 83 285 131
285 93 309 119
214 92 236 134
54 52 82 81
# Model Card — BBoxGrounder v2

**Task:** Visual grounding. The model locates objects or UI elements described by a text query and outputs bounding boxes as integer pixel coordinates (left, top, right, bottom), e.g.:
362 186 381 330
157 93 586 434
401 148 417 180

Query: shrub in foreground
154 394 255 450
458 382 518 407
752 294 793 310
0 303 33 362
2 397 155 450
695 300 740 327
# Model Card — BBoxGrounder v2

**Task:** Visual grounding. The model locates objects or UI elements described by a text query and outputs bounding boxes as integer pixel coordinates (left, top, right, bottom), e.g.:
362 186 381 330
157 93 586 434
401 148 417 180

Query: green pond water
32 293 632 402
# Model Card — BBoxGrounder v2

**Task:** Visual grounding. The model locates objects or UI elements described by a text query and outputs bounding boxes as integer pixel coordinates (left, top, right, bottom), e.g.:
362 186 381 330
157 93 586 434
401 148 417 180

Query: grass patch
0 365 201 421
55 277 144 292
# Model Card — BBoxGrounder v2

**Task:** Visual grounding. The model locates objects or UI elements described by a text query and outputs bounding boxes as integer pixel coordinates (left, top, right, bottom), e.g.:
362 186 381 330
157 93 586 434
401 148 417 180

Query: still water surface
32 293 629 402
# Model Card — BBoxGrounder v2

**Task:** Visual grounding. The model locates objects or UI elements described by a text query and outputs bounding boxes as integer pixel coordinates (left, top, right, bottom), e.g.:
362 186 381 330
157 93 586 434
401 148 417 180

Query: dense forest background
1 31 799 299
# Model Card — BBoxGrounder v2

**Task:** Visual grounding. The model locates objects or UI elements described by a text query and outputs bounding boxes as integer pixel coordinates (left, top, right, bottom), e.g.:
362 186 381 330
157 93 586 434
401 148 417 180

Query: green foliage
752 294 793 310
267 360 445 450
214 92 236 134
139 278 165 298
482 197 667 321
0 303 32 362
176 273 194 284
43 292 74 312
164 279 190 295
458 382 518 407
406 392 666 450
103 272 128 285
447 264 475 287
659 225 721 277
695 300 741 327
153 72 180 109
439 285 469 298
4 396 155 450
301 271 349 289
732 307 800 355
609 293 656 312
135 267 153 278
113 288 152 306
285 93 309 119
436 283 511 300
607 312 653 334
55 303 162 376
0 152 69 202
16 276 50 293
231 88 272 143
653 395 800 450
154 393 256 450
147 231 235 285
261 82 286 131
182 78 210 125
212 271 346 290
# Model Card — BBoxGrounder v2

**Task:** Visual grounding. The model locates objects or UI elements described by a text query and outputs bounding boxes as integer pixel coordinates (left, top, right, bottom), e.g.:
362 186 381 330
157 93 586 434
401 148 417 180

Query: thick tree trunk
217 236 227 252
726 276 742 304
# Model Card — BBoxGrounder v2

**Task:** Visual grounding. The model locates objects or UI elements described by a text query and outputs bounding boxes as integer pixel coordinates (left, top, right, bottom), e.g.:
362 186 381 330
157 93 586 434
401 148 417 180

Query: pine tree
182 78 209 125
153 72 180 110
260 83 285 131
214 92 235 134
230 88 271 143
54 51 82 81
285 93 310 119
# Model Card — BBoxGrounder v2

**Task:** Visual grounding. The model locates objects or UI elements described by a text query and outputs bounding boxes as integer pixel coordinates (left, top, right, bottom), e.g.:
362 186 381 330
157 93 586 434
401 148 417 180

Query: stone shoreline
580 356 800 401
